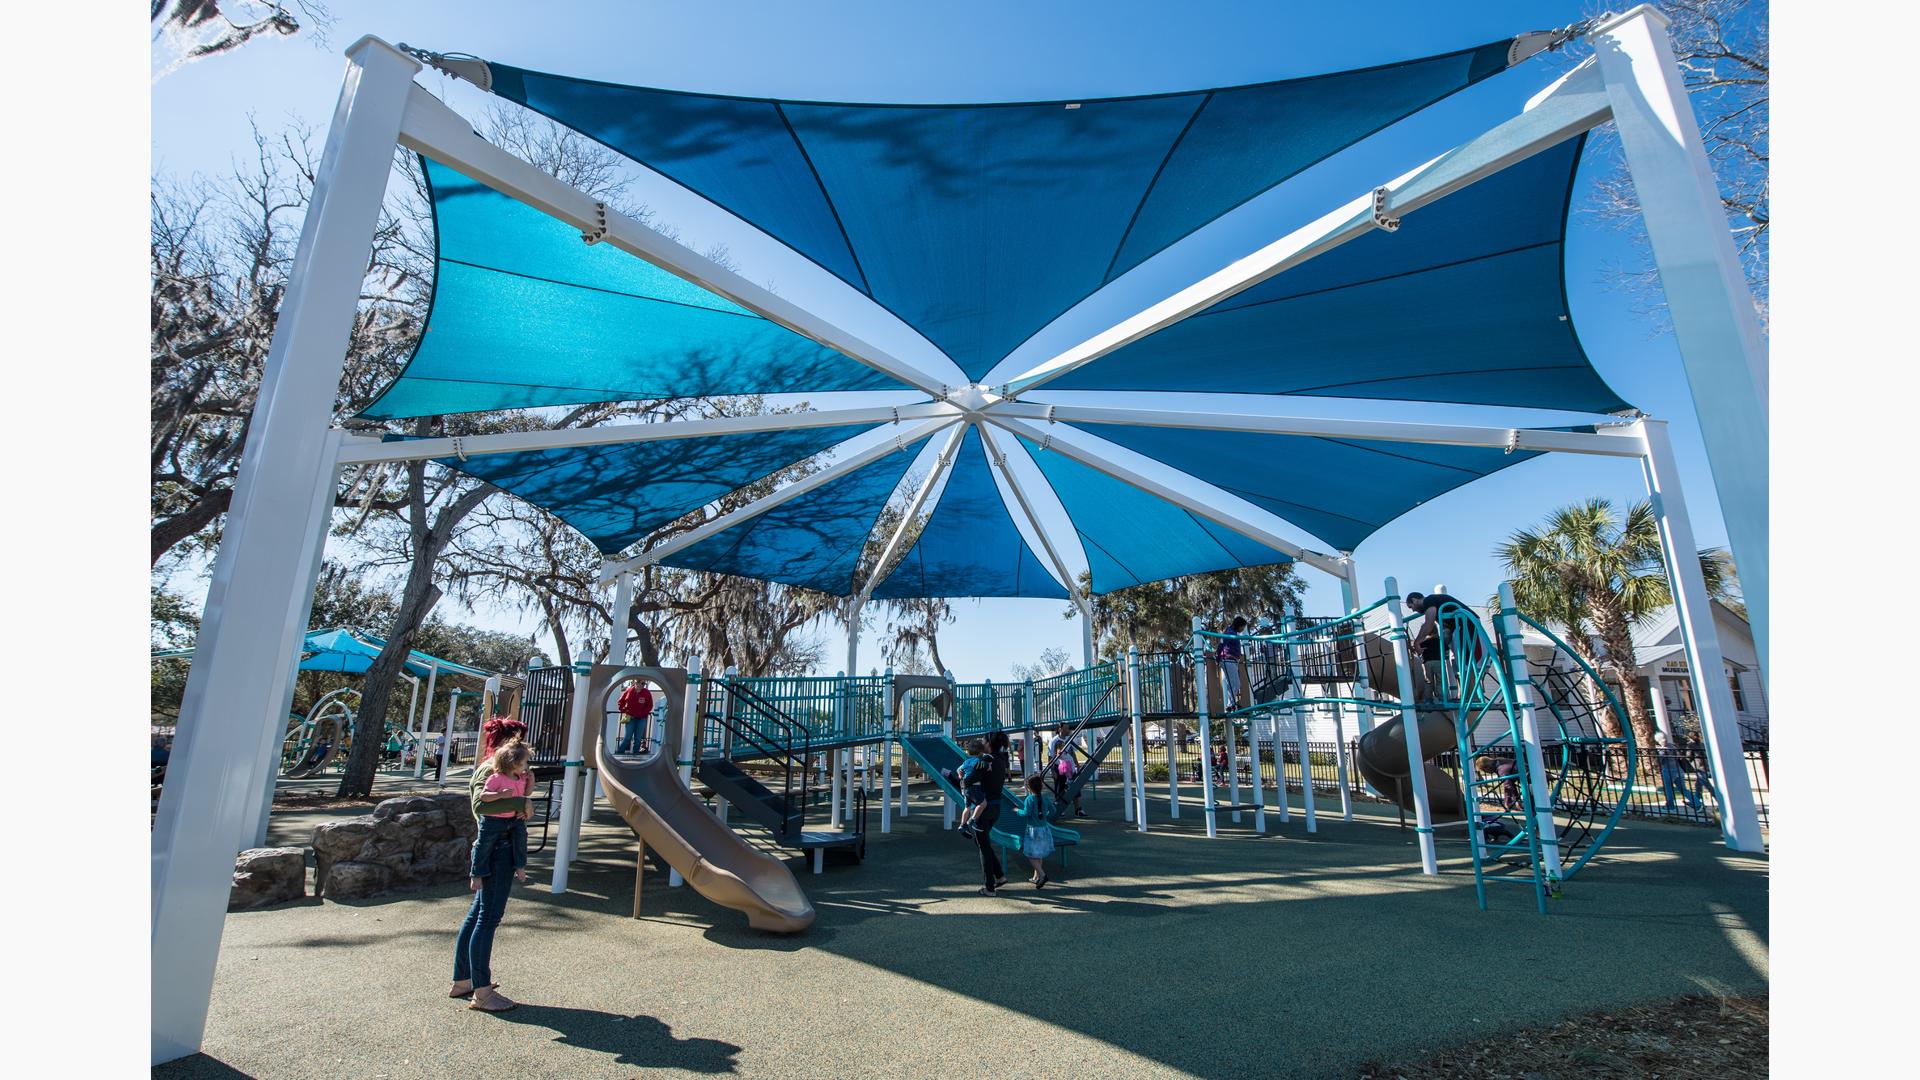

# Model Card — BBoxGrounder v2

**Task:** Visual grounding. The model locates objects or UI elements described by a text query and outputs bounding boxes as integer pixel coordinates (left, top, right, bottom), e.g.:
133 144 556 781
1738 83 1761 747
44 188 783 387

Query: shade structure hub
946 382 1000 416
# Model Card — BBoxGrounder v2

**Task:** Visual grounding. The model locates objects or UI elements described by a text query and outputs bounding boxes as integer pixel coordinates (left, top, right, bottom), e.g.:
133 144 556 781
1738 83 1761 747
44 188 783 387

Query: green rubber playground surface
158 784 1767 1079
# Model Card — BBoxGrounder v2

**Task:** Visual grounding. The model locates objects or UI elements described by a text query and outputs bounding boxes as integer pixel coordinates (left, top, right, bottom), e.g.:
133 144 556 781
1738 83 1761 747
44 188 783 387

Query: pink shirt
482 770 529 818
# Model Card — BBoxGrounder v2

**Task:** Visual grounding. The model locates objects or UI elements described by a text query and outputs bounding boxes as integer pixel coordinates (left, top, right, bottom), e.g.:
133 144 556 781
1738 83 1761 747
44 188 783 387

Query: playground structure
515 573 1643 927
152 8 1770 1063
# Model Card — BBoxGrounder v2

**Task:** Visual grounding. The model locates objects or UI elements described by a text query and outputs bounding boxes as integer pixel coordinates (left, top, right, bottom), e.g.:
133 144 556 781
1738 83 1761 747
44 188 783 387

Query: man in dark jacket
970 731 1012 893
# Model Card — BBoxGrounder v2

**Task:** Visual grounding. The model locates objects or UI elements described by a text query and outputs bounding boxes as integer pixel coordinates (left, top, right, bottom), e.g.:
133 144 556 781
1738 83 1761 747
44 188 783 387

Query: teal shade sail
1082 423 1574 554
1043 137 1629 412
420 421 878 554
660 434 935 594
1015 437 1295 593
487 40 1519 378
871 428 1069 600
360 158 909 419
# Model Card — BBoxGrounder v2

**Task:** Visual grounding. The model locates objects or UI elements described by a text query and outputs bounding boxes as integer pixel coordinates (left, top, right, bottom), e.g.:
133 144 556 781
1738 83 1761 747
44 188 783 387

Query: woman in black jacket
971 731 1012 893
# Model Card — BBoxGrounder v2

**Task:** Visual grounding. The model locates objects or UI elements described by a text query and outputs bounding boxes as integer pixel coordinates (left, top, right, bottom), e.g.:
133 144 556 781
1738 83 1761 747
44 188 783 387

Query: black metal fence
1094 734 1770 829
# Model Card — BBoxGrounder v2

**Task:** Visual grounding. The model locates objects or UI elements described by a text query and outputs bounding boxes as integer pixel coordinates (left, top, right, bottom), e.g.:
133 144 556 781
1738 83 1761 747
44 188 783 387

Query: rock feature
313 792 476 900
229 847 307 910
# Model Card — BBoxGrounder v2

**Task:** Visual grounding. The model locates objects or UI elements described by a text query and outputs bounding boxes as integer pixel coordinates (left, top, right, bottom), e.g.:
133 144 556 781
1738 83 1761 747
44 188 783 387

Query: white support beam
987 415 1346 578
151 38 421 1066
997 399 1648 458
1592 6 1770 677
997 60 1612 396
598 417 957 581
395 81 966 398
979 424 1089 598
1638 418 1765 852
337 401 957 466
856 424 968 599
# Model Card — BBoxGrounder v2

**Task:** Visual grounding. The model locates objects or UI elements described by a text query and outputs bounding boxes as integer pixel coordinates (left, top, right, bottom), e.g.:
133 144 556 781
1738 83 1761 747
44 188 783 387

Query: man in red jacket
615 682 653 755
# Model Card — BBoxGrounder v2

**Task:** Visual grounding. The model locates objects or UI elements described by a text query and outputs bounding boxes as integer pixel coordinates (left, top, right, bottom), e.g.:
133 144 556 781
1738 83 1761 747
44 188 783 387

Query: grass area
1355 992 1767 1078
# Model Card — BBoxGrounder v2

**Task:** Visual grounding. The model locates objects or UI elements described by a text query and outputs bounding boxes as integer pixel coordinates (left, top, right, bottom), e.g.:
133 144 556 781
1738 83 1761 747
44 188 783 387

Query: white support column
403 673 421 757
1166 658 1180 819
664 657 702 888
1330 697 1353 821
1193 618 1217 839
243 429 347 850
1592 6 1769 678
1247 710 1266 834
148 43 421 1061
1295 682 1317 835
1119 681 1136 825
436 689 460 784
881 668 895 834
549 660 594 895
715 667 737 825
1647 678 1674 740
1126 648 1148 831
1498 583 1563 879
1639 420 1765 851
1386 577 1439 875
413 660 439 779
1023 680 1038 786
830 671 845 826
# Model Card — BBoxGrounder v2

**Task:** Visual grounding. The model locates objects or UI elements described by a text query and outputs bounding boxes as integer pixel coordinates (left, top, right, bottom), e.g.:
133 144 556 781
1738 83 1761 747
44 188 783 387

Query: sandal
469 988 517 1013
448 980 498 999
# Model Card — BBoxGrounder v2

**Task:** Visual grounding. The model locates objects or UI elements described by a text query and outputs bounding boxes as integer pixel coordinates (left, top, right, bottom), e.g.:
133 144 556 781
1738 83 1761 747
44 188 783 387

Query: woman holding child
450 717 533 1013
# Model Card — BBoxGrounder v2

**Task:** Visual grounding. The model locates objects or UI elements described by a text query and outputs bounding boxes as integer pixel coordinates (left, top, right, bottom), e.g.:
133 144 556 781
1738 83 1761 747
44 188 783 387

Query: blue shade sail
1045 138 1630 412
660 435 935 594
1014 438 1293 594
1084 423 1566 554
421 422 877 555
359 159 909 419
871 428 1069 600
487 41 1517 378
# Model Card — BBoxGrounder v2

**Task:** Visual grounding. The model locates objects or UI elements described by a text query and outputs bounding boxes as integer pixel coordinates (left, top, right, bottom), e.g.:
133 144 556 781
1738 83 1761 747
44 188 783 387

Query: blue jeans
617 716 645 754
471 815 527 873
1660 762 1701 811
455 825 515 986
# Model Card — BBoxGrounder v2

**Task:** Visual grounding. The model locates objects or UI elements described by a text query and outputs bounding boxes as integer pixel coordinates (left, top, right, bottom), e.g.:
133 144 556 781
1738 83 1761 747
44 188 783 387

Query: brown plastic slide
586 664 815 933
1353 705 1467 823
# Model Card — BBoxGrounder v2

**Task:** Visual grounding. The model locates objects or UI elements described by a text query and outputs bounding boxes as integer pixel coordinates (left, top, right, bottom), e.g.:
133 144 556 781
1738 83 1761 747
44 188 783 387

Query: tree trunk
337 473 493 796
1589 598 1659 753
151 486 233 565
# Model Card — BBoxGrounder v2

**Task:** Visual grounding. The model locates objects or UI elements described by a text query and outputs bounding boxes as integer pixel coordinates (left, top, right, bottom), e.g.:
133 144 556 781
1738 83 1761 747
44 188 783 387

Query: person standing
1217 616 1249 709
1654 731 1701 812
1403 591 1471 702
615 681 653 755
452 720 532 1012
970 730 1012 894
1018 774 1055 888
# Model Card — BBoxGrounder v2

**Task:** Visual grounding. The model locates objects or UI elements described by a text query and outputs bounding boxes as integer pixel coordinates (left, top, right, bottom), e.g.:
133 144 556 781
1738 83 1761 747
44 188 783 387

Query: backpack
617 683 653 719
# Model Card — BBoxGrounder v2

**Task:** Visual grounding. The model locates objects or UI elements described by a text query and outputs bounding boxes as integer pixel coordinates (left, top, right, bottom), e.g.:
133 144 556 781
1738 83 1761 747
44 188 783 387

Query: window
1728 673 1746 712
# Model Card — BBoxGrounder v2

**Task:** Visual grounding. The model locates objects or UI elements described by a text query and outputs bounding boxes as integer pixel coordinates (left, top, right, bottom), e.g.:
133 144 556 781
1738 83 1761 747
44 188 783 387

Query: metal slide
899 733 1079 857
589 665 815 933
1352 707 1468 822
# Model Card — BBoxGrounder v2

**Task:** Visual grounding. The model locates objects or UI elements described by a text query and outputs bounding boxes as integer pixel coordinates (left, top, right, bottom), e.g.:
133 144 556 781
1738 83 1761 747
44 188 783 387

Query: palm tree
1495 497 1732 748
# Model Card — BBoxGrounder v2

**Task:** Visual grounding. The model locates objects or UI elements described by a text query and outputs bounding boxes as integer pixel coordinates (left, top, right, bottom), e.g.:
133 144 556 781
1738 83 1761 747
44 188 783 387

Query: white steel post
414 660 439 779
830 671 844 826
1330 698 1353 821
1166 655 1180 819
668 656 702 887
1127 647 1148 831
1639 420 1765 851
549 660 594 894
1119 670 1136 824
1592 7 1769 678
881 668 895 834
403 672 420 759
436 689 460 784
1023 679 1038 783
715 667 737 825
150 42 421 1064
1287 611 1316 834
1386 577 1439 875
1647 679 1674 740
1193 618 1217 838
1498 582 1563 878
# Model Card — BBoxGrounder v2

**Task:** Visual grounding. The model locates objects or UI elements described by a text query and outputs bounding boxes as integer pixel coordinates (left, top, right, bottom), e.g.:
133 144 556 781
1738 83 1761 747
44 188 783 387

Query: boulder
229 847 306 910
323 860 393 900
312 795 482 900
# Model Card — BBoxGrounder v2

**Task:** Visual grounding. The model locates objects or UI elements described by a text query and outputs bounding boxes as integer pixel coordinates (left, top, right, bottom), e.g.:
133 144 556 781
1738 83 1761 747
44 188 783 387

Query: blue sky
151 0 1748 681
